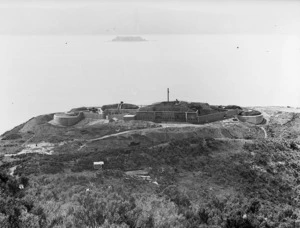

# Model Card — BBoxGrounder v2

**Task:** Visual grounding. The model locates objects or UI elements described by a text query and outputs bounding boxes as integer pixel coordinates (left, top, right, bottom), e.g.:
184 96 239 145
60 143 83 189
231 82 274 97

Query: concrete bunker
53 112 84 126
237 110 264 125
51 103 139 126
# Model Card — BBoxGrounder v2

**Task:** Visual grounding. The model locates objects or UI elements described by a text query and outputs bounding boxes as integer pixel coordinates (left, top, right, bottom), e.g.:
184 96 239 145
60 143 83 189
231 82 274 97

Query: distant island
112 36 147 42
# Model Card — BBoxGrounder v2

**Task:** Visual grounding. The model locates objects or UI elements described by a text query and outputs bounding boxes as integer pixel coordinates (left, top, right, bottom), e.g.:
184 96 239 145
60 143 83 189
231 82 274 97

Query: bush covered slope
1 107 300 227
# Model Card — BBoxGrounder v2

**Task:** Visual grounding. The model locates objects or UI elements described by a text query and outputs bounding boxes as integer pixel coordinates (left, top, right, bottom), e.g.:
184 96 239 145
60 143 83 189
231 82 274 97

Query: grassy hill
1 106 300 227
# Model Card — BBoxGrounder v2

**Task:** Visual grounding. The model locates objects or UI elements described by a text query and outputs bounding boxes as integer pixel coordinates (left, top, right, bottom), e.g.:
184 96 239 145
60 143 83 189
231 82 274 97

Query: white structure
93 161 104 170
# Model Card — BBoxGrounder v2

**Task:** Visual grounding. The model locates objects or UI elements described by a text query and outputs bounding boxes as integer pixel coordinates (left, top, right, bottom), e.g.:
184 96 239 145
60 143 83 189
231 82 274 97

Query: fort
50 100 264 127
237 112 264 124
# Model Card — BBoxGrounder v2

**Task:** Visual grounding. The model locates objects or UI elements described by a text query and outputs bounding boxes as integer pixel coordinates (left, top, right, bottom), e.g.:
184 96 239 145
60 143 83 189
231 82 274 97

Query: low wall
103 109 139 120
53 112 84 126
135 110 239 124
186 112 198 123
108 114 127 120
197 112 226 124
104 109 139 115
192 109 238 124
135 111 198 122
226 109 239 117
124 115 136 121
135 112 156 121
237 114 264 124
83 112 104 119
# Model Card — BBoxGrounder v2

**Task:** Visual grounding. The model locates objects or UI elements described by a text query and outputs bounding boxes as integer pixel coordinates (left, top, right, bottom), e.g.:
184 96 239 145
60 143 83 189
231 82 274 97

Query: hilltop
1 106 300 227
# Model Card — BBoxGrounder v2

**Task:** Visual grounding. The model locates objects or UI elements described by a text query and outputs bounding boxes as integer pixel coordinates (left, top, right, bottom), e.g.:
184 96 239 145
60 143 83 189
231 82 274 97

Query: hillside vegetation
1 106 300 227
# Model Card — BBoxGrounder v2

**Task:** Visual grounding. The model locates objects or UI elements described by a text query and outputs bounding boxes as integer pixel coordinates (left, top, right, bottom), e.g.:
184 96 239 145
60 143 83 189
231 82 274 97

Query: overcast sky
0 0 299 35
1 0 300 134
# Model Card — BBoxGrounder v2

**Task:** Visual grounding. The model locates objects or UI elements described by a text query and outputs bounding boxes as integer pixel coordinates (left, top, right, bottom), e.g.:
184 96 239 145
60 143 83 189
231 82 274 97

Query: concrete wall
104 109 138 115
136 110 238 124
108 114 128 120
135 111 198 122
124 115 136 121
197 112 227 124
186 112 198 122
196 110 238 124
135 111 156 121
155 112 176 122
226 109 239 117
53 112 84 126
83 112 103 119
237 114 264 124
103 109 139 120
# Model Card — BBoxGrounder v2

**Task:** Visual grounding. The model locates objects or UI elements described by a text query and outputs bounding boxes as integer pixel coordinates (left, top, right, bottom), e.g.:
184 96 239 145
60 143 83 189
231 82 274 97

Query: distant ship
112 36 147 42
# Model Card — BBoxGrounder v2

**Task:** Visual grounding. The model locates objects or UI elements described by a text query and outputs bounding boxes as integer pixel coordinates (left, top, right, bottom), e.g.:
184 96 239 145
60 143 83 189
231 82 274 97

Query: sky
1 0 300 134
0 0 300 35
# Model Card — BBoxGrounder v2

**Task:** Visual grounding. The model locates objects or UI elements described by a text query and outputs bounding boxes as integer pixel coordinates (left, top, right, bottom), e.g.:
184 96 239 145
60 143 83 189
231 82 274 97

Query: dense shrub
0 172 46 228
1 134 22 140
3 136 300 227
160 185 191 208
72 190 138 227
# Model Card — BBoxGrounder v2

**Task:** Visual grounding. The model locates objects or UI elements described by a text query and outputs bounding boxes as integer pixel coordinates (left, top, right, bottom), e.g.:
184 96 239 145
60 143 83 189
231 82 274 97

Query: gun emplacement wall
136 111 198 122
197 110 238 124
104 109 139 120
104 109 138 115
83 112 103 119
53 112 84 126
237 114 264 124
136 109 239 124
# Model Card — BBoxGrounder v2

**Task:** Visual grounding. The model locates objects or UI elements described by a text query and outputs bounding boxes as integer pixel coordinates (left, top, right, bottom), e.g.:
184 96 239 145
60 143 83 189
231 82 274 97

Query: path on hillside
78 121 262 151
259 126 268 139
78 127 161 150
78 123 209 150
87 123 205 142
89 129 154 142
78 124 202 150
76 116 270 151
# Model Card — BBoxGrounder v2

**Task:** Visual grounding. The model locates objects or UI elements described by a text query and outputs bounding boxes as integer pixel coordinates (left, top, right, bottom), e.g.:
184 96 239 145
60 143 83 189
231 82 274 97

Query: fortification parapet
83 112 104 119
197 109 239 124
135 109 238 124
135 111 198 122
53 112 84 126
237 114 264 125
103 109 139 120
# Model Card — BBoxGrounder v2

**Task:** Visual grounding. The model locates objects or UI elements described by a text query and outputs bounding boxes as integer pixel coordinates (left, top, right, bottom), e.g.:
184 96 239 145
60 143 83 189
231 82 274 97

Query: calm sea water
1 34 300 134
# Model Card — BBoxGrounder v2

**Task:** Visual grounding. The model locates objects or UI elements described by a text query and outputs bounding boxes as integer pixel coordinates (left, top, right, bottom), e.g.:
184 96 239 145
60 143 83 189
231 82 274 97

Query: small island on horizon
112 36 147 42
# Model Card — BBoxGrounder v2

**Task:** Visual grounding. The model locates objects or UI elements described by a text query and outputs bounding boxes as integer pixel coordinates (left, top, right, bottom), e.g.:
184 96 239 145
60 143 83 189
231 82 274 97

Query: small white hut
93 161 104 170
